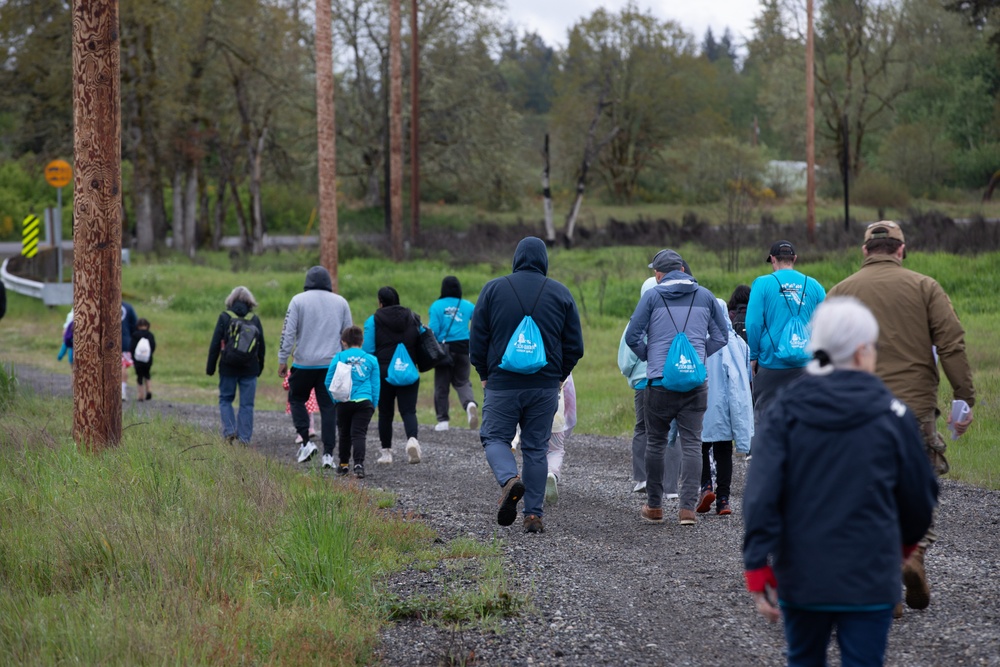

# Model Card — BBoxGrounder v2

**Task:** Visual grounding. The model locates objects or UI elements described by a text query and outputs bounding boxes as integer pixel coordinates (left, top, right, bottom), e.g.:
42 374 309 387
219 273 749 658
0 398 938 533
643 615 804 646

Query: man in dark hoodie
626 249 727 526
278 266 353 467
470 237 584 534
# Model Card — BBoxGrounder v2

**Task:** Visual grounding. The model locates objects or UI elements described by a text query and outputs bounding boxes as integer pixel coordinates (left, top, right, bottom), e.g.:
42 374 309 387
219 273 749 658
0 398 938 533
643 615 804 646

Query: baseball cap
648 249 685 273
765 240 796 263
864 220 905 244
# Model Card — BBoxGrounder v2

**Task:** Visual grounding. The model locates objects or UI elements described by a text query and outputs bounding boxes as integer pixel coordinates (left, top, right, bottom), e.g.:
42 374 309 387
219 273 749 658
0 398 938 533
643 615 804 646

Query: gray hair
225 286 258 310
807 296 879 375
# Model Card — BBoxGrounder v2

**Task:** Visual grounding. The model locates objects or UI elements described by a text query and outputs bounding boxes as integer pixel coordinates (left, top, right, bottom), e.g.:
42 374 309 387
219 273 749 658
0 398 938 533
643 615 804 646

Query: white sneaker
467 402 479 429
434 421 449 432
665 493 679 500
296 442 318 463
406 437 421 464
545 473 559 503
377 449 393 465
633 481 647 493
321 454 334 469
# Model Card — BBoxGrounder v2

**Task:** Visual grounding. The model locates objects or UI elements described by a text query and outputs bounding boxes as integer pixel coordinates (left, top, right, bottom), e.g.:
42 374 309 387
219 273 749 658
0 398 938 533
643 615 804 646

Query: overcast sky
502 0 762 49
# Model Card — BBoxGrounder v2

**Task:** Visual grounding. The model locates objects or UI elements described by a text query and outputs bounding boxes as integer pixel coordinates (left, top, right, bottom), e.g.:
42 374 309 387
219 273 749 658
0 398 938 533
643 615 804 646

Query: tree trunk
72 0 123 451
249 127 267 255
212 171 227 250
388 0 404 261
316 0 339 288
409 0 420 243
172 170 184 251
228 178 251 254
184 164 198 258
542 133 555 245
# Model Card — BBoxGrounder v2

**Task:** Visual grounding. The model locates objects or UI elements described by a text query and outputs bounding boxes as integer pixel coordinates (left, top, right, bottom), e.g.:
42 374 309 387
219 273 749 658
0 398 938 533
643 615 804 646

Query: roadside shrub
877 122 954 197
852 171 911 210
951 143 1000 190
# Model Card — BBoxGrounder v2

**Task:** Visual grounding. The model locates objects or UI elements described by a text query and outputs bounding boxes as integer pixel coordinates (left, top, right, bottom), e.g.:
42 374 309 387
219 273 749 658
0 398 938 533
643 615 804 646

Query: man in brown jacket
829 220 975 616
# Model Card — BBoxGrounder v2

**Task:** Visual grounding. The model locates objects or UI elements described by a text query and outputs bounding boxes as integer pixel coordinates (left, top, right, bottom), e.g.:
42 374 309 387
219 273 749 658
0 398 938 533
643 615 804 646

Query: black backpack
221 310 260 366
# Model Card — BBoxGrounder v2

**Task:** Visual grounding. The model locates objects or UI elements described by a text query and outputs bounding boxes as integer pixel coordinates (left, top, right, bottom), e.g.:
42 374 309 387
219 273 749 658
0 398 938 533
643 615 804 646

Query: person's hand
481 380 487 389
278 363 288 378
947 408 973 437
751 360 759 376
751 590 780 623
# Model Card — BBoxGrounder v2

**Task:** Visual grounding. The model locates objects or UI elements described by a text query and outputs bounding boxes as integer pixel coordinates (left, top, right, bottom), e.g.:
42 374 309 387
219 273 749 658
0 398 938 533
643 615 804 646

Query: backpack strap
504 277 549 316
658 291 697 335
441 298 460 342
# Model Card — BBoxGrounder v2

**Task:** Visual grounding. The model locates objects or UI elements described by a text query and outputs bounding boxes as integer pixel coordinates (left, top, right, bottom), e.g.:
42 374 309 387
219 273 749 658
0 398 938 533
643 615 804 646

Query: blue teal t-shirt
428 298 475 343
325 348 381 404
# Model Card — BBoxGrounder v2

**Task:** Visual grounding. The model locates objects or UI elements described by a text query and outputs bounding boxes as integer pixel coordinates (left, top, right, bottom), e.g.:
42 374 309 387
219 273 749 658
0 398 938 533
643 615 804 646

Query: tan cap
864 220 905 244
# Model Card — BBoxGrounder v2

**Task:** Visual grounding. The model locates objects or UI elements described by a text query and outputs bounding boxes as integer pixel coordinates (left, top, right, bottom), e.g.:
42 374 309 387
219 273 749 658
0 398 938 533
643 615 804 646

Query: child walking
282 376 318 444
325 325 380 478
131 317 157 401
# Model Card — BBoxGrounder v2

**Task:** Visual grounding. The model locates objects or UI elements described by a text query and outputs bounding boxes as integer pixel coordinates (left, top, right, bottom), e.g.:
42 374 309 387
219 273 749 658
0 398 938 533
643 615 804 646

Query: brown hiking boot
523 514 544 533
640 504 664 523
497 476 524 527
696 484 716 514
903 546 930 609
679 509 697 526
893 602 904 620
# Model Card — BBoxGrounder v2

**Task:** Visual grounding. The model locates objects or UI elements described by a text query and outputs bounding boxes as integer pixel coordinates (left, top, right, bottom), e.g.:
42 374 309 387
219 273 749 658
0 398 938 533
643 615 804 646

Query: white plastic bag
329 361 353 402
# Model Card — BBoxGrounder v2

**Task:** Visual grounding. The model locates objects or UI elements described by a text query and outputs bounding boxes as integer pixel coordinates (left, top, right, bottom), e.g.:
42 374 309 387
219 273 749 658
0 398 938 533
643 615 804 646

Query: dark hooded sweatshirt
369 305 421 379
470 237 584 390
743 369 937 609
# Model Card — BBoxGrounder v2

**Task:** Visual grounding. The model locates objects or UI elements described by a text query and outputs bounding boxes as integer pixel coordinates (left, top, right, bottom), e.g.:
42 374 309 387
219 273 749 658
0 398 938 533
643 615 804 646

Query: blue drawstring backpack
659 293 707 392
386 342 419 386
499 277 549 374
767 275 813 365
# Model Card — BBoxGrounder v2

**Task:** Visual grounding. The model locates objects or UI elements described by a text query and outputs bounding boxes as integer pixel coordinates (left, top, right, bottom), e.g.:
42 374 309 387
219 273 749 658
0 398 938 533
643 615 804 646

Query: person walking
745 241 825 454
696 298 754 516
618 276 680 497
471 237 584 534
544 372 577 504
727 284 751 344
828 220 975 616
625 249 727 526
206 286 266 444
363 286 423 465
121 300 138 401
278 266 353 464
325 325 380 478
130 317 156 401
428 276 478 431
743 296 937 666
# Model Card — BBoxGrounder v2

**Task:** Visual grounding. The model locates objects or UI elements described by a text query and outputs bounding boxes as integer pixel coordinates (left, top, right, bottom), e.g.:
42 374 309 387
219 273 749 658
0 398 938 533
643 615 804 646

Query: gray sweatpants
644 384 708 511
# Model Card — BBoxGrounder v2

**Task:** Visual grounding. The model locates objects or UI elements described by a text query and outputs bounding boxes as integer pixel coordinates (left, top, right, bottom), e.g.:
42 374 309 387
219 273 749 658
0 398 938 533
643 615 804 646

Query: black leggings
338 400 374 465
701 440 733 498
378 378 419 449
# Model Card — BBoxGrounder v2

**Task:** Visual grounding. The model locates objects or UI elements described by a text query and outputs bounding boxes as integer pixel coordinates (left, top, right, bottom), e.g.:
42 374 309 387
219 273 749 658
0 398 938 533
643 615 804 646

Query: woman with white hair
206 286 266 444
742 296 937 666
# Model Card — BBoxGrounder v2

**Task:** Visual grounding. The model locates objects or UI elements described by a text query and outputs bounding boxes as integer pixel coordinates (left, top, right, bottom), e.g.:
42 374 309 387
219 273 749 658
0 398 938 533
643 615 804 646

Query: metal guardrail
1 257 73 305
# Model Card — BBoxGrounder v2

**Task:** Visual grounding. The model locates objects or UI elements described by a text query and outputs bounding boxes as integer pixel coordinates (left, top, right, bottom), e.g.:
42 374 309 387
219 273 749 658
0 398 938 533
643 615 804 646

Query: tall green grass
2 245 997 487
0 374 522 665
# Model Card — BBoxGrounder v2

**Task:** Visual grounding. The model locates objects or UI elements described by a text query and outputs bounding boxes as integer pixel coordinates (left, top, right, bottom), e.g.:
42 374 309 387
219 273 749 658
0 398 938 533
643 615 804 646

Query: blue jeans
219 374 257 443
782 607 894 667
480 386 559 518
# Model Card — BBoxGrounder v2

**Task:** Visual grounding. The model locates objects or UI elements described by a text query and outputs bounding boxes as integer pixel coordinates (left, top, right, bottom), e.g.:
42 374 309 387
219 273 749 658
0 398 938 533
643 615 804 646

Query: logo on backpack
499 278 549 375
768 276 813 365
134 336 152 363
659 293 707 392
221 310 260 366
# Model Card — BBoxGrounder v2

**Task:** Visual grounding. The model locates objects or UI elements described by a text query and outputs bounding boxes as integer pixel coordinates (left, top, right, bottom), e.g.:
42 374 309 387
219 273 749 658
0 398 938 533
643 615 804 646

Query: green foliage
876 122 954 197
851 170 912 210
0 158 70 241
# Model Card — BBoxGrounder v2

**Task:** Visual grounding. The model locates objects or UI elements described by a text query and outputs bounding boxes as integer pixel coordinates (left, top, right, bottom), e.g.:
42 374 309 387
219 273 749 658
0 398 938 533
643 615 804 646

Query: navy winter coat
470 237 584 390
743 369 937 608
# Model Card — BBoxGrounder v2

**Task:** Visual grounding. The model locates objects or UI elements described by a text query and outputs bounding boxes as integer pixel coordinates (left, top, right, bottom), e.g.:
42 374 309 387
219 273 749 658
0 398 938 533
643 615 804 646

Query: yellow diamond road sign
22 214 40 258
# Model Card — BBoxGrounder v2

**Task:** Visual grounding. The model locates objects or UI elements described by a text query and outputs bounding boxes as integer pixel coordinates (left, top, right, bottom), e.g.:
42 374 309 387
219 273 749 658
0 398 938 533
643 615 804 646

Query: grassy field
0 375 520 665
1 244 997 488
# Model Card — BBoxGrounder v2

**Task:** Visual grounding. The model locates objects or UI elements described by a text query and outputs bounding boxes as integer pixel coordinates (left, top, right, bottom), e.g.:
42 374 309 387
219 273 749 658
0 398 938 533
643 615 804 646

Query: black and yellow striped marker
22 214 40 258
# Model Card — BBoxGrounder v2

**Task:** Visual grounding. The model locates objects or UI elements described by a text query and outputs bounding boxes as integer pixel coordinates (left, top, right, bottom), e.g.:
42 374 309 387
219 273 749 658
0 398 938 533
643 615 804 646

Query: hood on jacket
716 298 733 330
440 276 462 299
374 304 415 334
654 270 699 299
511 237 548 275
304 266 333 292
230 300 250 317
786 370 895 433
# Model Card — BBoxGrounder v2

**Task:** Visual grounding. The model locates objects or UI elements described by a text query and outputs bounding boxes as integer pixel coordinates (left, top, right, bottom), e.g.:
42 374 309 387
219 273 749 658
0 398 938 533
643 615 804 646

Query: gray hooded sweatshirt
278 266 353 368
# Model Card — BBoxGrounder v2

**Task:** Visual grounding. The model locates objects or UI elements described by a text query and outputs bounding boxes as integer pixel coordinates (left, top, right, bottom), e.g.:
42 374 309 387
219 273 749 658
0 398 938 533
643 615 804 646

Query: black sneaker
336 463 350 477
353 464 365 479
716 496 732 515
497 476 525 527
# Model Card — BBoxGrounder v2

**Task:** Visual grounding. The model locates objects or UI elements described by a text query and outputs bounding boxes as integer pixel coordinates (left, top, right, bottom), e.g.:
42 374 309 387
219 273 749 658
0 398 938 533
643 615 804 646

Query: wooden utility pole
316 0 339 288
388 0 404 261
72 0 123 451
806 0 816 243
409 0 420 242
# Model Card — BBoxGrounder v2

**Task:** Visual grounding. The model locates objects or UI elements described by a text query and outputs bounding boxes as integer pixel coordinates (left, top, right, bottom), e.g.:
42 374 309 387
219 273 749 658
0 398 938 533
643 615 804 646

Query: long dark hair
440 276 462 299
728 284 751 311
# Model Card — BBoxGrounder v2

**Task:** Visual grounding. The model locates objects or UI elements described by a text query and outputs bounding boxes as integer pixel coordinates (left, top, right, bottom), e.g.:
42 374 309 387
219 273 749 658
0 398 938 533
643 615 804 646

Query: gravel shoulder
14 365 1000 666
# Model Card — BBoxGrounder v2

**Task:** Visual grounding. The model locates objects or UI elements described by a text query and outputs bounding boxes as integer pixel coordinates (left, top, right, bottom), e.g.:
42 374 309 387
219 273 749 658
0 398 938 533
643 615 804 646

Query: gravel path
14 366 1000 666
